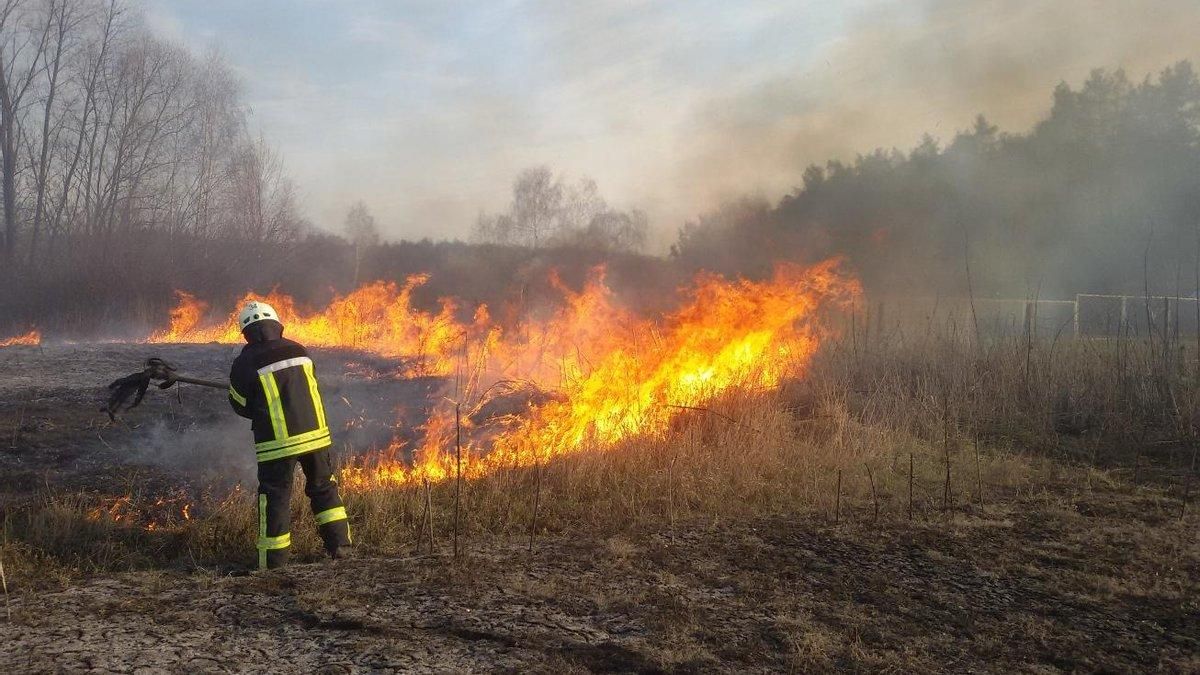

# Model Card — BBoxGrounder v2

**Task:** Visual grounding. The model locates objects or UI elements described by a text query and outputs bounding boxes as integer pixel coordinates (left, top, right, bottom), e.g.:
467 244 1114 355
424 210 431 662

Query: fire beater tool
105 357 228 421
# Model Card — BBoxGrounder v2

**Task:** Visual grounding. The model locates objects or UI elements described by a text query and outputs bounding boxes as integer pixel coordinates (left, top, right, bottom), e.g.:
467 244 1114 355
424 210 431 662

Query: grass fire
0 1 1198 672
149 260 859 490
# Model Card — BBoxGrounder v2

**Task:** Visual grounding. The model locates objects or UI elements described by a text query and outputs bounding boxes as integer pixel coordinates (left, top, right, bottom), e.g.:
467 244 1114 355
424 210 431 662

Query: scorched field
0 262 1196 672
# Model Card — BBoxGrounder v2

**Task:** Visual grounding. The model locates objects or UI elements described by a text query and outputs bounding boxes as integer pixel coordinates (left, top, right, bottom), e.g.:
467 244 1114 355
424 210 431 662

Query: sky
143 0 1200 250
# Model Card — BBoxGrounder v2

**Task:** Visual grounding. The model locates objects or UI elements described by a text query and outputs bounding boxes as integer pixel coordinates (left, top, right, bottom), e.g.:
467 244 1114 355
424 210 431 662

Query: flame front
150 276 485 376
0 329 40 347
339 259 860 489
148 260 859 490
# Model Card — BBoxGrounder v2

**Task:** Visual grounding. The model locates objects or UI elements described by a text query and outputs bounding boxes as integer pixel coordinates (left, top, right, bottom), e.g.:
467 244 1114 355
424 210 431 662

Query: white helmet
237 300 280 331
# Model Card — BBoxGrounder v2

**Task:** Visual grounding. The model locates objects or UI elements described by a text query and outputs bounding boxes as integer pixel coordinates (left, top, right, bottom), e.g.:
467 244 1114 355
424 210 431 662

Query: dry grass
3 322 1197 582
2 327 1197 670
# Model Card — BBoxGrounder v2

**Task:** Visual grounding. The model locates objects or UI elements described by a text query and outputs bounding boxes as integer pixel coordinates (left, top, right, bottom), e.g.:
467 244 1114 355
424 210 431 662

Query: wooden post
943 445 952 517
1182 442 1197 520
834 469 842 524
453 402 462 559
424 478 435 554
1164 296 1170 346
1073 295 1080 338
668 453 676 536
863 302 871 352
0 554 9 621
415 482 429 553
974 438 984 513
850 310 859 360
908 453 914 521
865 463 879 523
529 453 542 553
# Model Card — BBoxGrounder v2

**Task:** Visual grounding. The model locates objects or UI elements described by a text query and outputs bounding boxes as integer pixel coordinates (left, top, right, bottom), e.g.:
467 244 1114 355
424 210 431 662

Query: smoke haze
677 0 1200 225
140 0 1200 247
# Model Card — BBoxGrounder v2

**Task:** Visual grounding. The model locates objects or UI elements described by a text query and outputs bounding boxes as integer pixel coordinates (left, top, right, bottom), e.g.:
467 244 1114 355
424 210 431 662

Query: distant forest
674 62 1200 299
0 0 1196 336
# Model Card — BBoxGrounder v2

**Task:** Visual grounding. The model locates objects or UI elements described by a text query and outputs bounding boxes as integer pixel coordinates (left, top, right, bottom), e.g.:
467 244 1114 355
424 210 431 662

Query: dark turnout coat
228 321 331 463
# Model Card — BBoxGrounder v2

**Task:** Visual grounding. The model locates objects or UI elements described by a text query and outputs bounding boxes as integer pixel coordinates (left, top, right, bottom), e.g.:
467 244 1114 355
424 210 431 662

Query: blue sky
143 1 1200 247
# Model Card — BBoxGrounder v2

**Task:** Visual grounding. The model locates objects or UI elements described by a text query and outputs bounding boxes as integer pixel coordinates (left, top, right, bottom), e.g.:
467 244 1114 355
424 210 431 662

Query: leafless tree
0 0 53 268
473 165 647 253
344 200 379 285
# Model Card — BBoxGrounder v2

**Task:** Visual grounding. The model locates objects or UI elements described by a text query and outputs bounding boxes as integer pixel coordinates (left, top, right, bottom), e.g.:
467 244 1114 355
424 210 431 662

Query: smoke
129 418 255 490
116 347 456 492
666 0 1200 231
140 1 1200 251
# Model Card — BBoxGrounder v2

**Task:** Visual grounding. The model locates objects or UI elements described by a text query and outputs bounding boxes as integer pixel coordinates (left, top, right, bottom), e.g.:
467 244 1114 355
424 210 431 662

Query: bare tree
509 165 562 248
343 200 378 285
25 0 85 266
576 209 648 252
225 137 301 246
474 165 648 253
0 0 54 269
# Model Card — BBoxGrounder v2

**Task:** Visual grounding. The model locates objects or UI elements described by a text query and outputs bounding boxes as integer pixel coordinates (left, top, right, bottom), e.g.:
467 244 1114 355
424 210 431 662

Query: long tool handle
170 375 229 390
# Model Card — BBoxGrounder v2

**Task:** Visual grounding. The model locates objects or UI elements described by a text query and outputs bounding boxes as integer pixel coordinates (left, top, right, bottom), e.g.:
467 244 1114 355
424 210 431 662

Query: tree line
673 62 1200 298
0 0 302 279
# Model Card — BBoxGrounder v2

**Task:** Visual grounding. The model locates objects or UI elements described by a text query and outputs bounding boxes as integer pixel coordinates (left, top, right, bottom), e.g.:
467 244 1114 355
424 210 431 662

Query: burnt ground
0 342 446 500
2 503 1197 673
0 343 1198 672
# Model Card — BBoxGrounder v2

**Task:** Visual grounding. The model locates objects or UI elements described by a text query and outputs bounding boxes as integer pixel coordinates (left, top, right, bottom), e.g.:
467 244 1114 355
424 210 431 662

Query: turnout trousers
256 447 351 570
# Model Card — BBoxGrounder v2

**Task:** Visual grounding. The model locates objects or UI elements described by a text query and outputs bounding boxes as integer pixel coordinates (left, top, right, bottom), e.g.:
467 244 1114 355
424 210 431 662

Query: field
0 327 1197 673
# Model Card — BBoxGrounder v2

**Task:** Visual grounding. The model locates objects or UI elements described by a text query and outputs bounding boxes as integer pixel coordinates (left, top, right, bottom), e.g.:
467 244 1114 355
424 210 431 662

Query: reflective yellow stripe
259 372 289 440
258 494 267 570
229 386 247 407
302 362 326 429
256 434 330 463
314 506 347 525
257 532 291 550
254 426 330 452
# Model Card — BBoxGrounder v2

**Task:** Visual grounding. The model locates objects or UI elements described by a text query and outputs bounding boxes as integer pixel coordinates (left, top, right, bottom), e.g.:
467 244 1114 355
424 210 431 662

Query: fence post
1164 296 1170 344
1073 295 1080 338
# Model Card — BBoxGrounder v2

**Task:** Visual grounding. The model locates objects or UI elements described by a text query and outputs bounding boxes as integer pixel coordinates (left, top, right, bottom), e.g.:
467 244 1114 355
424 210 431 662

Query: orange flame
0 329 40 347
150 276 487 376
87 493 195 531
146 260 859 490
340 259 860 489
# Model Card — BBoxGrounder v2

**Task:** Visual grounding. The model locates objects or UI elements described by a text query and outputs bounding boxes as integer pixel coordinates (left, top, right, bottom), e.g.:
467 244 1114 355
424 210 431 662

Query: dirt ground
2 500 1196 673
0 343 1197 673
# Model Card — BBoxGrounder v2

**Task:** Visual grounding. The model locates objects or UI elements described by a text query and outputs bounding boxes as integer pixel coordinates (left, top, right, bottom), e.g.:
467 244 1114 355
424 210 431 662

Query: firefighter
227 300 351 570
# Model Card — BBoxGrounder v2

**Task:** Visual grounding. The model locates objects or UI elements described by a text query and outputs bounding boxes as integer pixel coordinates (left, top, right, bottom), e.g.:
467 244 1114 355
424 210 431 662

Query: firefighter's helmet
238 300 280 330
